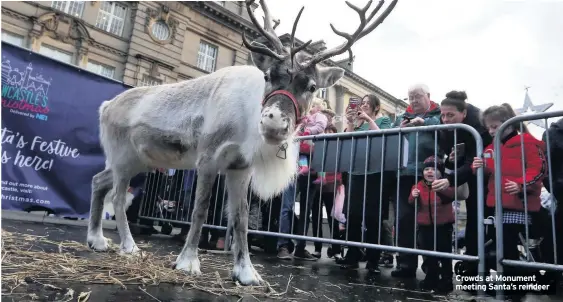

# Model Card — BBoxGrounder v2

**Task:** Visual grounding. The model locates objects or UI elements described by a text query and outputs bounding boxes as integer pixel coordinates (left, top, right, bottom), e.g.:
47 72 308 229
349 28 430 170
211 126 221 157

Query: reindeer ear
249 41 278 72
316 66 345 88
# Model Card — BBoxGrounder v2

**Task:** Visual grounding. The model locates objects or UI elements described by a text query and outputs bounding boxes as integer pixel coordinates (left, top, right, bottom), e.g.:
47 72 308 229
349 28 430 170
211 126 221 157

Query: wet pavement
1 216 560 302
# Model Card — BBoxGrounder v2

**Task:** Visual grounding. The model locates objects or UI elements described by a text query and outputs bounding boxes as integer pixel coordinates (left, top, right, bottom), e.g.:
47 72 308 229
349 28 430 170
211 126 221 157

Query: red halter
262 90 303 125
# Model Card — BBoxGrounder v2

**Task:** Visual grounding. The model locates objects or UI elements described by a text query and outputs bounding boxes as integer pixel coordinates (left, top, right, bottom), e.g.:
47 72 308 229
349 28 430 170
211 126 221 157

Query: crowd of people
126 84 563 299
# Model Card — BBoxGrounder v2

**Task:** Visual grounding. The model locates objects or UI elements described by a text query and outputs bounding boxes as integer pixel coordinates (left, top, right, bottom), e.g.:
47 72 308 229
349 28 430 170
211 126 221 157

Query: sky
252 0 563 137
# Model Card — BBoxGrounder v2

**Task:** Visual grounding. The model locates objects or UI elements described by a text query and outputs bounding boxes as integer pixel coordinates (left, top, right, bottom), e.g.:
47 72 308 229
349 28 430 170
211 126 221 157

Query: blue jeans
277 182 296 250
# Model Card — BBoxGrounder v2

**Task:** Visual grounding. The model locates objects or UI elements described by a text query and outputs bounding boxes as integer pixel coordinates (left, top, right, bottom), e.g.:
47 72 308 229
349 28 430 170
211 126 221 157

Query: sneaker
327 247 343 259
312 250 322 259
379 253 394 268
366 261 381 274
334 254 346 264
294 249 318 261
277 247 292 260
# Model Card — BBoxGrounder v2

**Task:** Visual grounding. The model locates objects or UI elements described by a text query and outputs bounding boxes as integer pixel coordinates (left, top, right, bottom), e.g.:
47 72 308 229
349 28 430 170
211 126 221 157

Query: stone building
1 1 406 129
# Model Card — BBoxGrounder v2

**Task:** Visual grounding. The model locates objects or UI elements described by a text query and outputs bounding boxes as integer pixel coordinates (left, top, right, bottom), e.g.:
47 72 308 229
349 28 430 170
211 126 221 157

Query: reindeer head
243 0 398 145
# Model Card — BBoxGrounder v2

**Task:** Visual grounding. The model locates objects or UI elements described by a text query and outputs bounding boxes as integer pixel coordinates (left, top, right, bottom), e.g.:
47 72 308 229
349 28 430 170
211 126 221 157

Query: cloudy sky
253 0 563 136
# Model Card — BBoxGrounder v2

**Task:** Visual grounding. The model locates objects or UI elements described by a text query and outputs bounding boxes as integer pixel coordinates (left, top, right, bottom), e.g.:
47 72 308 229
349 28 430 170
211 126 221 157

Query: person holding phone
339 94 393 273
390 84 442 278
345 95 391 132
437 90 493 288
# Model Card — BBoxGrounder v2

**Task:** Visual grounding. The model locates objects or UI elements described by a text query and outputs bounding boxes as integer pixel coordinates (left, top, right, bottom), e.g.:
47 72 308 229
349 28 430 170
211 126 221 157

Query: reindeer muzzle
262 90 302 125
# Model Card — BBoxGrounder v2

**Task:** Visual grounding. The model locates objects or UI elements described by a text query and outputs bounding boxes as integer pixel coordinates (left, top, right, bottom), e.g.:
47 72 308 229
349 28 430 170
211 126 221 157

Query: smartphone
453 143 466 157
348 97 361 110
402 116 412 124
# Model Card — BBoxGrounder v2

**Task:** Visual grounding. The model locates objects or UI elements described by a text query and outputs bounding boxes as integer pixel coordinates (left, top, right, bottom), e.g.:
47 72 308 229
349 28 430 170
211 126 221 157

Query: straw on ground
1 229 296 299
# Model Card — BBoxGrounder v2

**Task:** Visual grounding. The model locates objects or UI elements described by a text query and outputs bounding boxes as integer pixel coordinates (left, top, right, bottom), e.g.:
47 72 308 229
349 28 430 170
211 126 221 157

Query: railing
492 110 563 300
136 122 488 296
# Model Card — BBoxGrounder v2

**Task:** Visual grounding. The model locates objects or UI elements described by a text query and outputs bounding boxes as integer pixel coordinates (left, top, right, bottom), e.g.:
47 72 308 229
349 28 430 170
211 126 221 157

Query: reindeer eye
309 85 316 93
264 74 270 82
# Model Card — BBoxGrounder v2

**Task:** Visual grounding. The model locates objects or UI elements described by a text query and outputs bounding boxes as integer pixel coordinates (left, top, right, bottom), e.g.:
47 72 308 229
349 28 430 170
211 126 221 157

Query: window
151 21 170 41
318 88 327 99
39 45 72 64
1 31 24 47
197 41 218 73
95 2 126 36
139 75 162 87
51 1 85 17
87 60 115 79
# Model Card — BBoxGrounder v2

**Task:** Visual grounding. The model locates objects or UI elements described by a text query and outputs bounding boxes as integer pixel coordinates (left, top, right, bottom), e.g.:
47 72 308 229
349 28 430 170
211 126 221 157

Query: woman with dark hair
436 91 492 287
338 94 393 273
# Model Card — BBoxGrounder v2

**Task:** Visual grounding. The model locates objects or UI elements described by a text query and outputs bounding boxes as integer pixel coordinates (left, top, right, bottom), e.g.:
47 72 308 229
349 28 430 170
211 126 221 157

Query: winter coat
299 111 329 154
393 101 442 176
477 131 547 212
438 103 493 186
408 180 456 225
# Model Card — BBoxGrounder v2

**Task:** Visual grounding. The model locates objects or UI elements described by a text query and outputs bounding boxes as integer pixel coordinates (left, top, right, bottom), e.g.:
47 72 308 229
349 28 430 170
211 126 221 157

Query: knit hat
423 155 444 174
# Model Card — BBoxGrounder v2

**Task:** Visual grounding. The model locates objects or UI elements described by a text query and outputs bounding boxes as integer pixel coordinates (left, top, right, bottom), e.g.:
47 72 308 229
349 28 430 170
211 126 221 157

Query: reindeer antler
243 0 312 69
288 6 312 73
244 0 284 53
302 0 398 68
262 16 281 30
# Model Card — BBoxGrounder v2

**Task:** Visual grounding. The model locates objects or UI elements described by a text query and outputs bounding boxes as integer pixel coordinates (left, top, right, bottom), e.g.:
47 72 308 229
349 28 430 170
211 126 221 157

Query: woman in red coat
472 103 547 298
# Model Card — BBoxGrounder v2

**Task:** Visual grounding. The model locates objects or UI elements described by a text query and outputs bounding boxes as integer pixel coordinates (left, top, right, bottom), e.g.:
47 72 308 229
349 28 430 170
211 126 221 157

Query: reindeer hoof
232 264 263 286
87 235 109 252
174 258 202 276
119 243 140 256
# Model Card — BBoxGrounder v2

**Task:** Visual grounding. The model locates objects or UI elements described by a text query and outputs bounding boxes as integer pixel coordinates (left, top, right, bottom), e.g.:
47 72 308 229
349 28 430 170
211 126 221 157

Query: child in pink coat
298 99 329 174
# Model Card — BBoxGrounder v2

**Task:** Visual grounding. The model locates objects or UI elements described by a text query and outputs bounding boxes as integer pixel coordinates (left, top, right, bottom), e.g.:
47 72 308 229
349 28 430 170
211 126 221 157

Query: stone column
77 43 89 68
334 84 345 131
28 28 42 52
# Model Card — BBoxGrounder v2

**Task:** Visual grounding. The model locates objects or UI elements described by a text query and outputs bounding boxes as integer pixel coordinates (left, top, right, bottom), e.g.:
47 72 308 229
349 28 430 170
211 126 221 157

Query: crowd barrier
136 112 563 298
136 123 489 296
492 110 563 300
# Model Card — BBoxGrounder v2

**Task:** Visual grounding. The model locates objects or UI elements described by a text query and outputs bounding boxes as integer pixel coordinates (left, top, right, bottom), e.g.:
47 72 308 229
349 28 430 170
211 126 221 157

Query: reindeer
86 0 397 286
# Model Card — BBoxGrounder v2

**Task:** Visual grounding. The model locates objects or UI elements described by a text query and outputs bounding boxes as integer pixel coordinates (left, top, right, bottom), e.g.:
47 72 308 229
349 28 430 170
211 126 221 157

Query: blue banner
1 42 131 218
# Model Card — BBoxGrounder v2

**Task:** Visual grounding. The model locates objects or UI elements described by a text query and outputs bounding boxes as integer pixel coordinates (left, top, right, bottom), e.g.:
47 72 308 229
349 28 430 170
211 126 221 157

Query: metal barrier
136 123 486 296
492 110 563 300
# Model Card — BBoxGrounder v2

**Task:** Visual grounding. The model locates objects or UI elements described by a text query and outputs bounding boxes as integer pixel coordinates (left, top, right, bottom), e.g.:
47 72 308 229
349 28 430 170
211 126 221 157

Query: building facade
1 1 406 129
279 35 407 128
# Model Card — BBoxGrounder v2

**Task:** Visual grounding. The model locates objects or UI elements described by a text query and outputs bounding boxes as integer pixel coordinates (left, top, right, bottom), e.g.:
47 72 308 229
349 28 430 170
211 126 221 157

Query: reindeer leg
226 169 263 286
112 173 139 255
87 169 113 251
174 171 215 275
